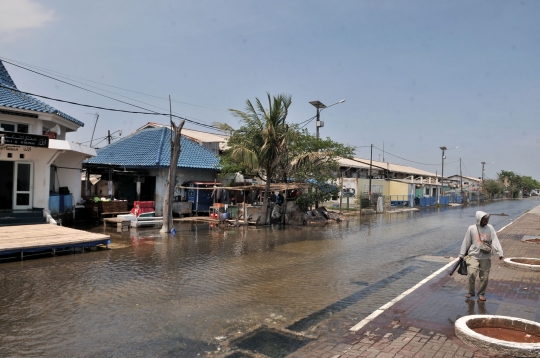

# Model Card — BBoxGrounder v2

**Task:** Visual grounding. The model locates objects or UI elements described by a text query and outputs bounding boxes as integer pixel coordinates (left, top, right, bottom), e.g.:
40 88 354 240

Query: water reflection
0 199 537 357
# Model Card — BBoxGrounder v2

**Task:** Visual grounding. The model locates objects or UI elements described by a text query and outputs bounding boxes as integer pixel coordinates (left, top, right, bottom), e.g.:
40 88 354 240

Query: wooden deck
0 224 110 258
174 217 220 223
103 217 131 232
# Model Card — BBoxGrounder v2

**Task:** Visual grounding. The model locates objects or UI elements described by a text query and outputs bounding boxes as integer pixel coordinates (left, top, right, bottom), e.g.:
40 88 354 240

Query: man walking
459 211 504 301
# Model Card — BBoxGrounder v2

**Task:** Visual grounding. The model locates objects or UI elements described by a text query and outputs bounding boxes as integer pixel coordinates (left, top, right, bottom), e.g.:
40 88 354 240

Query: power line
299 116 316 129
1 58 223 131
0 55 226 112
371 145 459 167
371 145 440 166
295 114 316 126
460 159 474 178
0 84 221 130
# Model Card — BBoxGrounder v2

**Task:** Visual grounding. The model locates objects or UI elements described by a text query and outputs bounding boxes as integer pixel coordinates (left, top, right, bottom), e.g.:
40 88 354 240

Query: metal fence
329 191 511 212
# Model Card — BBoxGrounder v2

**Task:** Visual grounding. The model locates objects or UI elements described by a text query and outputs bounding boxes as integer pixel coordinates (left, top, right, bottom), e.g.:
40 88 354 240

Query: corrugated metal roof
0 60 84 127
85 127 220 169
339 157 438 177
137 122 229 150
447 174 481 182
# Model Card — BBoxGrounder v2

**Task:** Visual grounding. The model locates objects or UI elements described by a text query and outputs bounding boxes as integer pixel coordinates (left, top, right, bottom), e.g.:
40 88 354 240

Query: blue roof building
85 126 219 169
83 126 221 216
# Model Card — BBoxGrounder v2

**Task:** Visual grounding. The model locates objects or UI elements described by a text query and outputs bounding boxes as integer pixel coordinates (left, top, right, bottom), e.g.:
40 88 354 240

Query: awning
81 173 101 185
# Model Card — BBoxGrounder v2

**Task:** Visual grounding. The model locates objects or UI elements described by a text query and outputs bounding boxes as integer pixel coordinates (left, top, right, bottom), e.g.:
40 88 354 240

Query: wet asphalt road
0 199 538 357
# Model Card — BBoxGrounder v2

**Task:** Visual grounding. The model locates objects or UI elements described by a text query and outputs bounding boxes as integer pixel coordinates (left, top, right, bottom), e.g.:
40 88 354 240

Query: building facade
83 126 220 216
0 60 94 213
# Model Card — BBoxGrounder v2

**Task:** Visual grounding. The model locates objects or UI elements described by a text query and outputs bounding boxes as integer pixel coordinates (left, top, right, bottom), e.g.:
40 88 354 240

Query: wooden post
161 96 185 233
85 170 90 197
339 171 343 213
243 180 246 224
136 176 141 202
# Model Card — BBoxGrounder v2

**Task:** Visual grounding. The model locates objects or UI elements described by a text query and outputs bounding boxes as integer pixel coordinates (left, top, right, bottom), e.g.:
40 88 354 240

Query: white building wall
52 151 89 205
0 143 94 211
153 167 217 216
0 146 57 209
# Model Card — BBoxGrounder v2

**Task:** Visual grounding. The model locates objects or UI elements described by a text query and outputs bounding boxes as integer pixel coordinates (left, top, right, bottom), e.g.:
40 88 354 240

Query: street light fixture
309 99 346 139
438 145 459 203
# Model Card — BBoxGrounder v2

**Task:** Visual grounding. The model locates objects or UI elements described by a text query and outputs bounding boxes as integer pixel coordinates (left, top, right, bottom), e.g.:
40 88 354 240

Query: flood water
1 199 538 357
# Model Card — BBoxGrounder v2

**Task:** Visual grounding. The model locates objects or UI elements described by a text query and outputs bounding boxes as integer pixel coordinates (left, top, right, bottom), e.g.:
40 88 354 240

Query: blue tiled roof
0 60 84 127
85 127 221 170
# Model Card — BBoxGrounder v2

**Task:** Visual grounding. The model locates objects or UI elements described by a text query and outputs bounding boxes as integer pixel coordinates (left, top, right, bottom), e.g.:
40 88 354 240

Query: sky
1 0 539 180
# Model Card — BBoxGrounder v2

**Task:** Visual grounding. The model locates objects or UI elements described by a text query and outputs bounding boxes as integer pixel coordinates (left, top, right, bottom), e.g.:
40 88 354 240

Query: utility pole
107 130 111 144
480 161 493 195
369 144 373 204
439 146 446 204
316 106 321 139
438 145 458 204
460 158 465 204
309 99 345 139
481 161 486 183
309 101 326 139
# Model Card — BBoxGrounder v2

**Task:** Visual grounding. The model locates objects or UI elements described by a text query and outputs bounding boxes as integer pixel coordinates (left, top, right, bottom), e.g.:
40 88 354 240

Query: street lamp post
438 146 459 204
309 99 345 139
480 161 494 195
439 146 446 204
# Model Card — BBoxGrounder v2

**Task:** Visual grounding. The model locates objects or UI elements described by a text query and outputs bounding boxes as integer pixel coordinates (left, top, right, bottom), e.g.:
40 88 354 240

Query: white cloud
0 0 55 35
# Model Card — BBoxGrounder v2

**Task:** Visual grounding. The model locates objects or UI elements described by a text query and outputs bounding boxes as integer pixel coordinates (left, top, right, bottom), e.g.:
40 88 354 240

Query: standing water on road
1 199 538 357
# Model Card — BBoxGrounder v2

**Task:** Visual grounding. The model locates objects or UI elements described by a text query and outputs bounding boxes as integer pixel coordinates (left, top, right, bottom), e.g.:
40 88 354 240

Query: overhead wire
0 84 221 131
299 116 316 129
0 58 223 131
0 55 226 112
294 114 316 126
372 145 459 166
460 159 474 178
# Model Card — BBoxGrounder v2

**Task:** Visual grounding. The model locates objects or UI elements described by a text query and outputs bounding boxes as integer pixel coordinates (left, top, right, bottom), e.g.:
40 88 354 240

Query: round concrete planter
521 237 540 244
503 257 540 271
455 315 540 357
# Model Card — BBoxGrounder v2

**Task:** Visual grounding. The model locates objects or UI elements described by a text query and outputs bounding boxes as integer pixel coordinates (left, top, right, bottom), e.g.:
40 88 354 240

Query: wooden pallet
103 218 131 232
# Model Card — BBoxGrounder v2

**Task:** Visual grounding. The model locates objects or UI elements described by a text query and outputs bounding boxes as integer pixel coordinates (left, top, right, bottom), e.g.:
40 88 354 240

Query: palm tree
229 93 292 224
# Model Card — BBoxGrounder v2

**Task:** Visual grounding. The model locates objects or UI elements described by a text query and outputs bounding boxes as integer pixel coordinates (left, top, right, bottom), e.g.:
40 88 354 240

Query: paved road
0 199 538 357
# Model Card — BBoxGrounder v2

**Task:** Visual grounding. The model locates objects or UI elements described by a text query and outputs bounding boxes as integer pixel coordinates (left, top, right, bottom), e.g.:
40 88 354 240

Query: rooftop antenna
87 112 99 147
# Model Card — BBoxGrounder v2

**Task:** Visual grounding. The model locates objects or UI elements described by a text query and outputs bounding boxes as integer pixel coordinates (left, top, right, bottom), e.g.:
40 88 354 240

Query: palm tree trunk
260 175 271 225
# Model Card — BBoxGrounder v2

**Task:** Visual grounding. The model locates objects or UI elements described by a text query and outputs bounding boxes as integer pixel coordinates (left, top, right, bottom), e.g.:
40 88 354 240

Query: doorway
13 162 33 210
0 161 14 210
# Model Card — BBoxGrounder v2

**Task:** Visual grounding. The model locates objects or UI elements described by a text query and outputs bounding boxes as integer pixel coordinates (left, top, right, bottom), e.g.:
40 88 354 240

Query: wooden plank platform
174 217 219 223
103 218 131 232
0 224 110 257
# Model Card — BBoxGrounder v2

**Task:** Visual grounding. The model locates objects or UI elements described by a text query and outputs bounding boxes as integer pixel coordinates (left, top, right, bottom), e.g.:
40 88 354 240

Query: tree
497 170 540 197
483 179 503 197
217 115 355 218
226 93 292 225
161 107 185 233
283 129 355 209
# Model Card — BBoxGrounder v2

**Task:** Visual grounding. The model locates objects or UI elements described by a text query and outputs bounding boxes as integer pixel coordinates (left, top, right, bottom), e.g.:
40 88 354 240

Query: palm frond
230 147 259 169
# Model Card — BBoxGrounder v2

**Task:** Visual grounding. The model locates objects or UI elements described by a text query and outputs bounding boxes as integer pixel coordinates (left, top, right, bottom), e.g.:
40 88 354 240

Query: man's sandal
478 295 486 301
465 293 475 298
